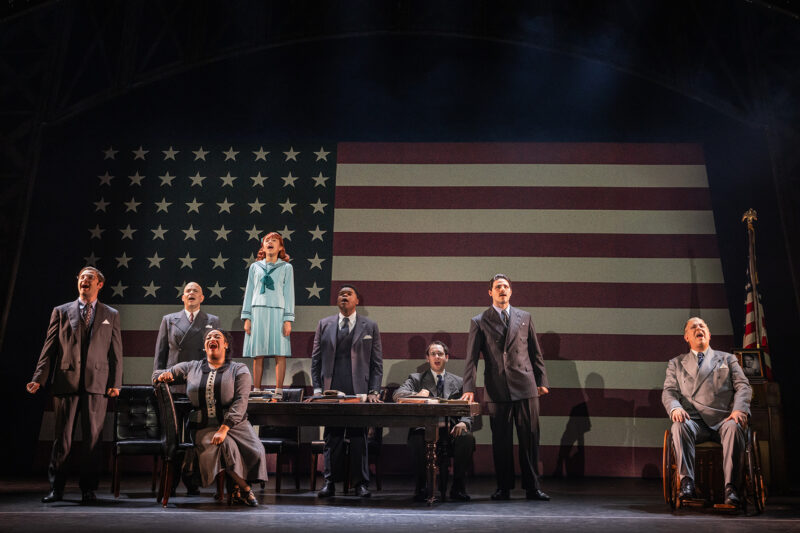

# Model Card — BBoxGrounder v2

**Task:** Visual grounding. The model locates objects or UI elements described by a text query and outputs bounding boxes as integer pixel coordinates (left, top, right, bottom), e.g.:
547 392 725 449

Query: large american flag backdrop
37 142 733 478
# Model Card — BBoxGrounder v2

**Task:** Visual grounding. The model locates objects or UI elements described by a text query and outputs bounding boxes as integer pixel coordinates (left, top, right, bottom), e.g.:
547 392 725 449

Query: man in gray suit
311 284 383 498
462 274 551 501
394 340 475 502
153 281 220 395
27 267 123 504
662 317 751 506
153 281 219 494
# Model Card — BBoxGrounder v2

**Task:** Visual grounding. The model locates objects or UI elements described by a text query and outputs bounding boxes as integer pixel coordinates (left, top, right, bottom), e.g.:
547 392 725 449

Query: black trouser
323 427 369 486
49 393 107 492
489 397 541 490
408 426 475 493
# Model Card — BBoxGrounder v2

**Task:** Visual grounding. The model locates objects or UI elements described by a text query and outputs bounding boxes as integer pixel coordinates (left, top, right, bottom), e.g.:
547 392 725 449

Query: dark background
1 1 798 480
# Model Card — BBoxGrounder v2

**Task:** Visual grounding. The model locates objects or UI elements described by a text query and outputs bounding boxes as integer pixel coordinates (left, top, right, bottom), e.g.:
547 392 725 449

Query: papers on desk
309 395 363 403
396 397 470 404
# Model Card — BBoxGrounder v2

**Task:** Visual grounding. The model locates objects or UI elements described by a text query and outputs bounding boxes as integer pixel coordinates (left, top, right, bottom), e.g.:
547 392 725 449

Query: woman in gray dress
154 329 266 506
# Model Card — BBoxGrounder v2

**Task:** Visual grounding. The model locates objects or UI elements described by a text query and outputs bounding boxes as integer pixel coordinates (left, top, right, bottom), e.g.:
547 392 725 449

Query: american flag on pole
743 267 773 380
37 141 734 478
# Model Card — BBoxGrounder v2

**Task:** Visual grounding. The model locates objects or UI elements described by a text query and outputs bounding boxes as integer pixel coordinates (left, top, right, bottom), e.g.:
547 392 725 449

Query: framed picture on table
734 349 766 383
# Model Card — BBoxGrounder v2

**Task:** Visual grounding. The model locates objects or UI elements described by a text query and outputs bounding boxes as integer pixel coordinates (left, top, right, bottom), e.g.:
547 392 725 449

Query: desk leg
425 424 439 505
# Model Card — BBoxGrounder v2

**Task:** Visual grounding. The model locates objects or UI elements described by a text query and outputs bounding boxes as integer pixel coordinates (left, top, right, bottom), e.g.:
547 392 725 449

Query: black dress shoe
724 484 740 506
490 488 510 500
186 486 201 496
526 489 551 501
81 490 97 504
318 481 335 498
41 490 62 503
355 484 371 498
679 477 695 500
449 489 471 502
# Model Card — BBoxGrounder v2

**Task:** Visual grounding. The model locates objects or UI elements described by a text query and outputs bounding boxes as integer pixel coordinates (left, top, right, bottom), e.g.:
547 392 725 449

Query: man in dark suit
662 317 751 506
153 281 220 394
394 340 475 502
153 281 219 494
27 267 123 504
462 274 551 501
311 284 383 498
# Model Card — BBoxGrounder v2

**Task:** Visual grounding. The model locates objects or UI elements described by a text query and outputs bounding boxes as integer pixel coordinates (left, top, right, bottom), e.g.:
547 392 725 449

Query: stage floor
1 475 798 532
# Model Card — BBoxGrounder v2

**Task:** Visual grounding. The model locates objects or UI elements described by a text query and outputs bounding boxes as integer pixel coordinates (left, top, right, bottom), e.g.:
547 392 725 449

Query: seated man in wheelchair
393 340 476 502
662 317 752 506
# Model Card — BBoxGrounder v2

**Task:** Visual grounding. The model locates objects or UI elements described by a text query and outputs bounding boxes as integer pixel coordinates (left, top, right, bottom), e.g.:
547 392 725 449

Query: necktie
697 352 705 369
436 374 444 398
503 309 510 328
338 317 349 340
83 304 93 328
188 312 194 324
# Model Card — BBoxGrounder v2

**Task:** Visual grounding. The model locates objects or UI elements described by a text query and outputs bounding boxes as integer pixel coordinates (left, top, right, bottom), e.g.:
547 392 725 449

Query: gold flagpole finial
742 208 758 228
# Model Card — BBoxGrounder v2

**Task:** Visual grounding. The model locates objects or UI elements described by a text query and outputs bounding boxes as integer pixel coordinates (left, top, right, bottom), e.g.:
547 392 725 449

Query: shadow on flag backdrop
27 141 735 477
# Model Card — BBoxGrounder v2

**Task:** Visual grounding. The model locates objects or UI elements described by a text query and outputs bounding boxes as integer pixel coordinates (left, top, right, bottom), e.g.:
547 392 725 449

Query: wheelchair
662 424 766 514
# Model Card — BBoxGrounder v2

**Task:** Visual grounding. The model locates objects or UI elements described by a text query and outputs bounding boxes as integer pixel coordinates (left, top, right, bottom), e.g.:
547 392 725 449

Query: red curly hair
256 231 291 261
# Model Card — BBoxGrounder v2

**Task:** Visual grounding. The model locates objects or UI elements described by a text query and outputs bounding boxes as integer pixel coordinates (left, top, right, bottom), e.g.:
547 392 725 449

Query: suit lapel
89 303 106 341
504 307 519 350
178 310 203 347
420 370 437 396
483 308 506 342
680 351 696 378
443 372 459 399
693 348 718 393
68 300 81 334
350 317 365 361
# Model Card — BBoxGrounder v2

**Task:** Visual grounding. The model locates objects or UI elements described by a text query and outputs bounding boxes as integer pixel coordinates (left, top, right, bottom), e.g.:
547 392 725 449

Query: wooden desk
247 401 481 504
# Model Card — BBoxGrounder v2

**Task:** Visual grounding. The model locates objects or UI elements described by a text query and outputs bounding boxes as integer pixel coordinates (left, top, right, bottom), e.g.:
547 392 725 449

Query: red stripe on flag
337 142 706 165
329 281 729 308
124 331 736 362
539 389 666 418
332 232 721 258
335 186 713 210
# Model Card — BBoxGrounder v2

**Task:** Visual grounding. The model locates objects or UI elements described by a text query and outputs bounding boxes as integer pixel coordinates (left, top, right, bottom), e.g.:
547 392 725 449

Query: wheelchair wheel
744 429 766 515
662 429 678 509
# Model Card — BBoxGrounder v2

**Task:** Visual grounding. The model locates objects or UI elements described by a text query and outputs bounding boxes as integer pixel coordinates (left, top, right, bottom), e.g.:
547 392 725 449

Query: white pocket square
205 325 213 328
102 319 110 325
363 335 372 340
720 363 728 369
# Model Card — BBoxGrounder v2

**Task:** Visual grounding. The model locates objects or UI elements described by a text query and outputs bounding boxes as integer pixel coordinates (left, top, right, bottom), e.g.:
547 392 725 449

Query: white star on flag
98 172 114 186
314 147 330 161
103 146 118 160
186 198 203 213
217 198 234 213
193 147 209 161
306 282 323 299
244 225 262 241
208 282 225 298
147 253 165 268
133 146 149 160
223 147 239 161
214 225 231 241
143 281 160 298
308 253 326 270
250 172 267 187
189 172 206 187
283 147 299 161
128 172 145 186
309 225 326 241
111 281 127 297
278 225 294 241
155 198 172 213
312 172 329 187
310 199 327 214
93 198 109 212
159 172 176 186
120 225 137 240
178 253 196 269
220 172 237 187
115 252 132 268
89 225 104 239
279 198 296 213
211 253 228 269
151 225 168 240
162 146 179 160
281 172 298 187
182 225 199 240
253 147 269 161
124 197 142 212
248 198 265 213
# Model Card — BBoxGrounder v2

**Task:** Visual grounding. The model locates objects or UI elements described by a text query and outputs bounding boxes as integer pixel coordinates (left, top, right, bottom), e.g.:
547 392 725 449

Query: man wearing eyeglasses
394 340 475 502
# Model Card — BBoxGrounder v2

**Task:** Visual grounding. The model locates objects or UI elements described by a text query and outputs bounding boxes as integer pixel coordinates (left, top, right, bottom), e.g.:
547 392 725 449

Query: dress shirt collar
492 304 511 320
338 311 356 331
184 309 198 322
